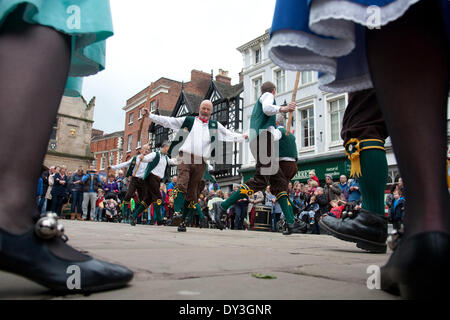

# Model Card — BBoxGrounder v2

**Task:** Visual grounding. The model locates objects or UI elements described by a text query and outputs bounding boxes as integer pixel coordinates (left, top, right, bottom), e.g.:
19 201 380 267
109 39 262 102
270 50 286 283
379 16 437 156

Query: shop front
240 153 351 184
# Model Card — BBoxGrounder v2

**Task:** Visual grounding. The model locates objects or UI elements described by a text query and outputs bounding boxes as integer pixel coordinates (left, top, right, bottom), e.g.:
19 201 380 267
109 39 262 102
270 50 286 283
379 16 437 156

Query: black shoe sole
318 219 387 253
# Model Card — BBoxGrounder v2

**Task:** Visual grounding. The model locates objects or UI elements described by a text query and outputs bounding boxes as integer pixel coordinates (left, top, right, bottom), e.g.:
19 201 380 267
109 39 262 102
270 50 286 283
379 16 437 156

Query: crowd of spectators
36 165 404 233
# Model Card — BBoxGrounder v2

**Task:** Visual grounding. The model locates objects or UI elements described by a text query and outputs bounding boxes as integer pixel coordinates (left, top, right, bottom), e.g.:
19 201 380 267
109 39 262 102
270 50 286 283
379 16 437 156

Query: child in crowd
390 190 406 231
95 189 105 222
104 197 118 222
328 200 346 219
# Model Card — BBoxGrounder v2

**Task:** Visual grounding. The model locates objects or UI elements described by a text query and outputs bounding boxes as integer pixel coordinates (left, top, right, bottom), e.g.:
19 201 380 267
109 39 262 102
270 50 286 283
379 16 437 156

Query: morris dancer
128 141 177 226
217 81 295 219
109 144 151 221
142 100 247 232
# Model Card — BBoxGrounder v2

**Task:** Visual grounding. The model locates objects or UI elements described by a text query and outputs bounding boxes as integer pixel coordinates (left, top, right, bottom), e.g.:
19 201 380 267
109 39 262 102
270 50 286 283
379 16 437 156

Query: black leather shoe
129 216 136 226
177 222 186 232
0 226 133 293
381 231 450 299
283 221 307 235
318 209 387 253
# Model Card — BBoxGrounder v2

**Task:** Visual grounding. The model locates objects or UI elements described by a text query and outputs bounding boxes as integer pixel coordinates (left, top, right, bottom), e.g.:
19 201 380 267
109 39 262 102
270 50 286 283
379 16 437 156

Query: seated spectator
104 198 118 222
95 189 105 222
208 190 225 228
247 190 264 230
323 174 342 206
328 200 346 219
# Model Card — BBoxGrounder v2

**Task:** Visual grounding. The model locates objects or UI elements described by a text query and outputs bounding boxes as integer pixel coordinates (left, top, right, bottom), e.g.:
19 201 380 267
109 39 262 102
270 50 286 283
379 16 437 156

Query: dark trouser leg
341 89 389 216
221 133 275 210
366 0 450 237
271 161 298 225
319 89 388 252
0 9 71 234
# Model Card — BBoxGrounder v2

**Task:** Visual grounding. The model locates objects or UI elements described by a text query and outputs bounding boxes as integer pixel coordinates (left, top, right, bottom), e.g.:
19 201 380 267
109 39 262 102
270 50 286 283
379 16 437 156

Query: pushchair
276 200 318 233
102 197 123 223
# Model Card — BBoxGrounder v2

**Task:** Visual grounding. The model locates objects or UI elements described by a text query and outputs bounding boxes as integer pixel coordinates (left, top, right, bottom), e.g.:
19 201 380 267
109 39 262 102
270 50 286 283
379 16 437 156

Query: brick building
90 130 124 173
121 70 217 162
149 69 244 192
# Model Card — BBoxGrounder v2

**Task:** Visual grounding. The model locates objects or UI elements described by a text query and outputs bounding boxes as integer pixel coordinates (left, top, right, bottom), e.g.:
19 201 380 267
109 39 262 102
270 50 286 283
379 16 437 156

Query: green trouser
358 149 388 216
220 184 253 210
277 192 295 225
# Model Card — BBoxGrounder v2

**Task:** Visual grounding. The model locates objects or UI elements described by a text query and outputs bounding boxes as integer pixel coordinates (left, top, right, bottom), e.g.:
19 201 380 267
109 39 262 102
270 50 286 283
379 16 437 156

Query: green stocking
358 149 388 216
220 184 253 210
277 193 295 224
132 201 148 219
174 189 185 213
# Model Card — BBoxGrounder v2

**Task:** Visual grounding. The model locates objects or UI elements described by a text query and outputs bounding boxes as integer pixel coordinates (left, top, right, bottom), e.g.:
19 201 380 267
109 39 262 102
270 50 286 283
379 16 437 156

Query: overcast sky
82 0 276 134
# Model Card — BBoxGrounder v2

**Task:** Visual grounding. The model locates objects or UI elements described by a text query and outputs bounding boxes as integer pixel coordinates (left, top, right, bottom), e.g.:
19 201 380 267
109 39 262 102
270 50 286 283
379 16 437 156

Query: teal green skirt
0 0 113 96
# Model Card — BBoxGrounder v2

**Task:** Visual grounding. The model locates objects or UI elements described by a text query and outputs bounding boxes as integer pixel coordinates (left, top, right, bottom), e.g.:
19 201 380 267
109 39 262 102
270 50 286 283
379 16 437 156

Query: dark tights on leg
366 0 450 237
0 9 71 234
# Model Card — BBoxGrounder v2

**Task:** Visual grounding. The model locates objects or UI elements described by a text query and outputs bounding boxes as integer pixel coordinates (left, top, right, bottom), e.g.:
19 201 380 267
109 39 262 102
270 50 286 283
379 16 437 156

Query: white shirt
111 156 148 179
260 92 282 141
149 114 246 158
141 152 177 179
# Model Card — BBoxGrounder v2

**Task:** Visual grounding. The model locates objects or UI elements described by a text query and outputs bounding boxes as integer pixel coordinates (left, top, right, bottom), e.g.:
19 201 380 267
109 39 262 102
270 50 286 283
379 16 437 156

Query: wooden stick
286 71 301 135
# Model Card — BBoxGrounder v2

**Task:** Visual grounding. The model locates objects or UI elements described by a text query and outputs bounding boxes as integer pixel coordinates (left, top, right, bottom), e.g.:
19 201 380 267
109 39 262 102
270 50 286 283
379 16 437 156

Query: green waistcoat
249 96 277 142
125 156 138 177
142 152 169 180
167 116 219 159
277 127 298 160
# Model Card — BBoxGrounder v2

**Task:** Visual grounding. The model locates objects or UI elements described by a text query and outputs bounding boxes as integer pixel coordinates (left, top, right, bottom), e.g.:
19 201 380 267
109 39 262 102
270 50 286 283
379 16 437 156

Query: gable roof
206 81 243 101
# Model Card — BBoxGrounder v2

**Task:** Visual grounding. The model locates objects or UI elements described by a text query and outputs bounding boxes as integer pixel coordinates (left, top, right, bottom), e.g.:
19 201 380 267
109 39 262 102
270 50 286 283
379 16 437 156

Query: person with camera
50 165 68 217
82 166 102 221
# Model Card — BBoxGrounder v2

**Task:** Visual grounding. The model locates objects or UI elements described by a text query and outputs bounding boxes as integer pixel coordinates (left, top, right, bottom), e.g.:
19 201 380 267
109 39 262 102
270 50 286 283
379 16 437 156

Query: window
252 77 262 102
254 48 261 64
300 71 314 85
128 113 134 125
100 154 106 170
299 106 315 148
109 153 114 166
150 100 156 113
329 97 346 143
127 134 132 152
118 151 123 164
274 69 286 93
138 108 143 119
211 101 228 125
50 118 58 140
